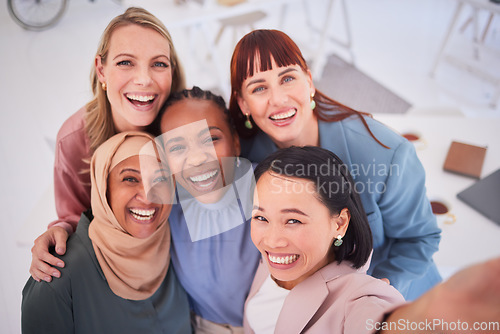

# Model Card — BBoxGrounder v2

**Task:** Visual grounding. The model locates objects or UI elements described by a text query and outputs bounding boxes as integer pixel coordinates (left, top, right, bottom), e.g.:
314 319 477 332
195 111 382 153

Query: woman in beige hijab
22 131 191 334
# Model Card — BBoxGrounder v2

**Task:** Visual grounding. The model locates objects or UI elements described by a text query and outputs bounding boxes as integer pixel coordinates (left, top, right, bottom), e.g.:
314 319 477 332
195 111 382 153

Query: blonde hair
85 7 185 153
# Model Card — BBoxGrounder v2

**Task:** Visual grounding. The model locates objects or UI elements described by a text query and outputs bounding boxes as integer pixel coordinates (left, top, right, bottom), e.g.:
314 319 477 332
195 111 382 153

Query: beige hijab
88 131 171 300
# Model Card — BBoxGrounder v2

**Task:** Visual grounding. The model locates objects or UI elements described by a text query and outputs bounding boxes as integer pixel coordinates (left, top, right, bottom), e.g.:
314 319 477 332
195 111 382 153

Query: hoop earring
334 235 343 247
244 113 253 129
310 93 316 110
102 82 107 91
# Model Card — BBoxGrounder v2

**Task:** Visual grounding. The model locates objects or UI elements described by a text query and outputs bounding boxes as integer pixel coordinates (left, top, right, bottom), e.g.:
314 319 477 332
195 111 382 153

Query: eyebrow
245 78 265 89
113 53 135 60
278 68 298 77
245 68 298 88
281 208 309 216
164 136 184 146
252 206 309 217
198 126 222 137
154 168 171 176
253 205 264 212
113 53 170 61
164 126 223 146
119 168 140 175
151 55 171 63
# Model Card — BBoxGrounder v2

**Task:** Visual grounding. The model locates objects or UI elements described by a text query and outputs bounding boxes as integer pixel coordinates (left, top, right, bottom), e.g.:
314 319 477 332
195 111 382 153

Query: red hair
229 29 388 148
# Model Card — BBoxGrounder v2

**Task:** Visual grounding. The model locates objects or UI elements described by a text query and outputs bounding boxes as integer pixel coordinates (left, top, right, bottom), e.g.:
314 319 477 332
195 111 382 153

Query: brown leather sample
443 141 487 179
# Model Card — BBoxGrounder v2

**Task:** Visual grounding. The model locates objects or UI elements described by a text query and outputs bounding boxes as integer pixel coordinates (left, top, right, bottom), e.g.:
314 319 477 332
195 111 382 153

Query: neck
194 185 231 204
274 116 320 149
272 276 296 290
112 114 147 133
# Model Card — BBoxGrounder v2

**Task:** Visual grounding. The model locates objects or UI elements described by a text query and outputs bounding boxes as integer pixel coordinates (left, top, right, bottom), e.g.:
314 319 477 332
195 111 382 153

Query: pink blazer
49 107 92 233
244 259 406 334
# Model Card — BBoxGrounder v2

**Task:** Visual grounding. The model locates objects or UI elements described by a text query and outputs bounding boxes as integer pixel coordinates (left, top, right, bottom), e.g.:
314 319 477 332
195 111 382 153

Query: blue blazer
240 116 442 300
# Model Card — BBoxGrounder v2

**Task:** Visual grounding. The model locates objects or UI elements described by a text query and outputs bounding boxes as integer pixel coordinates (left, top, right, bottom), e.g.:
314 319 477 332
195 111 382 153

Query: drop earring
244 113 253 129
236 157 241 168
310 93 316 110
102 82 107 91
334 235 343 247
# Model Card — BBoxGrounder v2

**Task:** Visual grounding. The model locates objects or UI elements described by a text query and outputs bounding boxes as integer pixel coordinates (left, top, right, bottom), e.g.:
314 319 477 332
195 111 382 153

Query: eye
168 144 185 153
286 219 302 225
117 60 131 66
282 75 294 84
202 136 213 144
251 86 265 94
153 61 169 68
203 135 220 145
252 215 268 223
152 175 170 184
123 176 139 183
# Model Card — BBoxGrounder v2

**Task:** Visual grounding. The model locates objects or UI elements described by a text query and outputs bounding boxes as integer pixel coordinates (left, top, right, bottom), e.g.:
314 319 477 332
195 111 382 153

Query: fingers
30 245 64 282
53 227 69 255
381 278 390 285
30 227 68 282
29 256 61 283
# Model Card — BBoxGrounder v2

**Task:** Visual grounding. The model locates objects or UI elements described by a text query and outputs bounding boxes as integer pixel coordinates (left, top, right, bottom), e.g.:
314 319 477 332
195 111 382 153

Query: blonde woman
30 7 185 282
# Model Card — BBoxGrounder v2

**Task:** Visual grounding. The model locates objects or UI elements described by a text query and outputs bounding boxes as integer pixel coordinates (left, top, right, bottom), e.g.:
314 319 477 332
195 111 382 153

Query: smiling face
96 24 173 132
251 171 349 290
237 57 318 148
160 98 240 203
107 155 173 239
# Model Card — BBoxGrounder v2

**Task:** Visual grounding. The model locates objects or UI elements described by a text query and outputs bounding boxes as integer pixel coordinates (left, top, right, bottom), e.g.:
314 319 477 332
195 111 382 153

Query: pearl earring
334 235 343 247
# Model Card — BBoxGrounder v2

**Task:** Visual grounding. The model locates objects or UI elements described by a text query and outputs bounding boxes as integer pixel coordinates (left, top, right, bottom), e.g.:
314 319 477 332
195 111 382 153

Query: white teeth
129 208 155 221
268 254 299 265
127 94 155 102
189 170 218 183
270 109 296 121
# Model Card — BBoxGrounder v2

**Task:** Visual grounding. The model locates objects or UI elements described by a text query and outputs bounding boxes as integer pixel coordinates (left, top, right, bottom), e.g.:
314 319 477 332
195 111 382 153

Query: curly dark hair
149 86 235 137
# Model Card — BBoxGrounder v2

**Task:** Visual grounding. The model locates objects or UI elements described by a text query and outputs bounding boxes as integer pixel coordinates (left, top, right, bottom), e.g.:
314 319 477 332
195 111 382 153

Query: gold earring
310 92 316 110
102 82 107 91
244 113 253 129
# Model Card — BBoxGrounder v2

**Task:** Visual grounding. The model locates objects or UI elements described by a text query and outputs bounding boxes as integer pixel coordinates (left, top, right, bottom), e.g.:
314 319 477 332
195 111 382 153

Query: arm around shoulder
51 107 91 232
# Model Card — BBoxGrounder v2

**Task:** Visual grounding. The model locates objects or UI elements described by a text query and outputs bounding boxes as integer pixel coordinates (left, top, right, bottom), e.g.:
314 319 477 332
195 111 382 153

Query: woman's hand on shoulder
30 226 69 282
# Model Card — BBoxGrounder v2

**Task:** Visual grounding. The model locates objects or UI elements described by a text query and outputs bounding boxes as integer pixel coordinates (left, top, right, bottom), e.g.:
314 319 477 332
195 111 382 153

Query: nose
133 64 153 87
186 144 212 167
135 185 153 205
146 178 174 204
268 86 288 106
263 223 287 249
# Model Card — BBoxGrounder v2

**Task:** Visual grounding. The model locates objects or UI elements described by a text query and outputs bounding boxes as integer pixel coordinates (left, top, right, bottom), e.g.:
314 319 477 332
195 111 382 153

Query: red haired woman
229 29 441 300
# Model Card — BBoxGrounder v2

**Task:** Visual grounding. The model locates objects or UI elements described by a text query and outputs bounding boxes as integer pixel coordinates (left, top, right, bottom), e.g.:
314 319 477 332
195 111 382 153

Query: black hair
254 146 373 269
149 86 235 136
